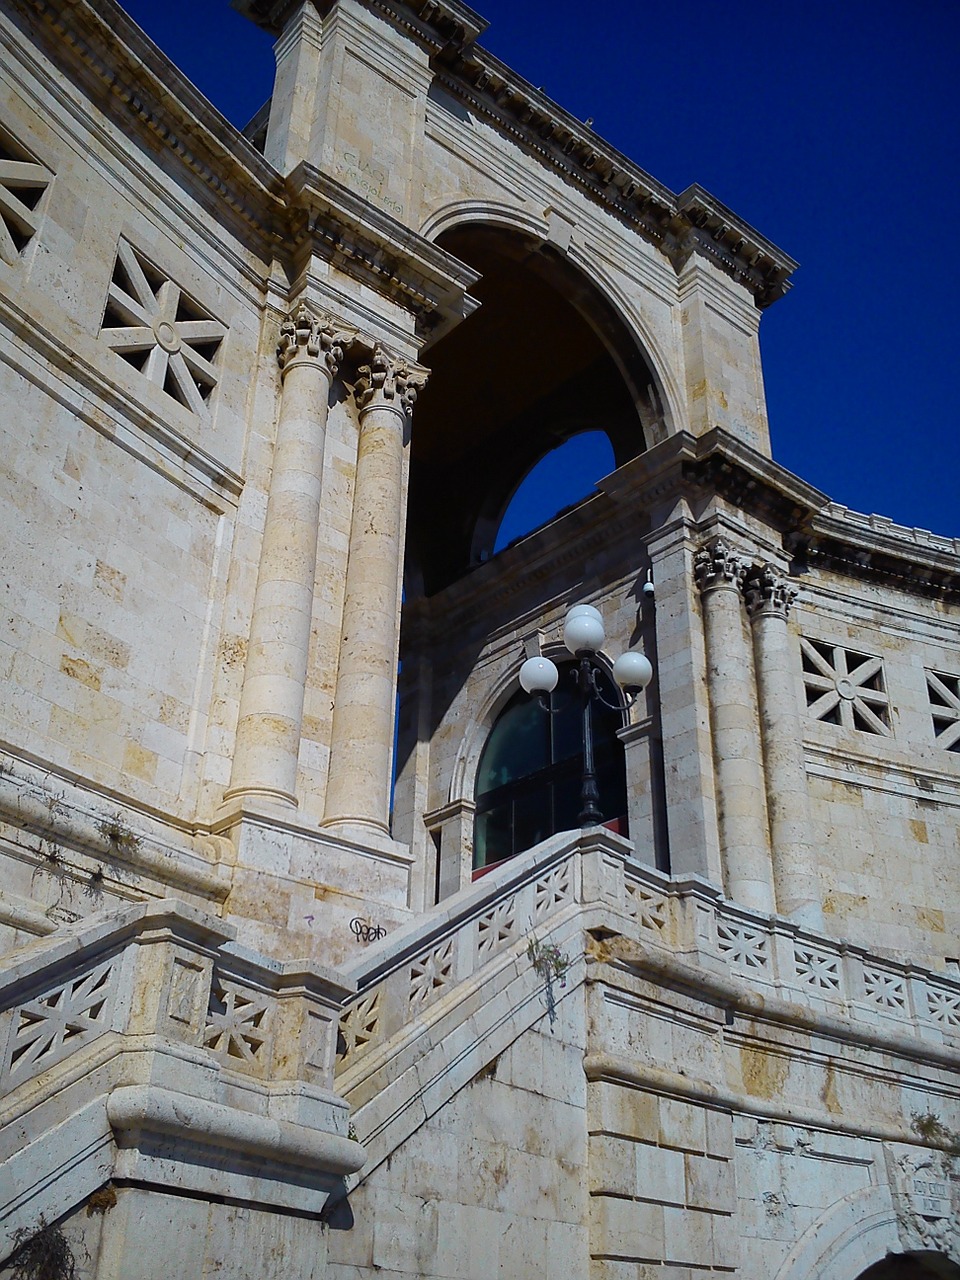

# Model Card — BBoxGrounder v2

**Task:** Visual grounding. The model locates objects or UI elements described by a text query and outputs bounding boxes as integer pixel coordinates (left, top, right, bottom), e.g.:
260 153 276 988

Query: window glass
473 663 628 871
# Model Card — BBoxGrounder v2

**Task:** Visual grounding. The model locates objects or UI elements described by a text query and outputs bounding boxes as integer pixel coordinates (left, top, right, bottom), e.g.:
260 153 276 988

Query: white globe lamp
519 655 559 694
612 650 653 691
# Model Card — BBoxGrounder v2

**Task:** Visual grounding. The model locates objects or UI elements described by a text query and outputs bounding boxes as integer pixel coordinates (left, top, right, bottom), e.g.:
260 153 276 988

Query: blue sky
121 0 959 540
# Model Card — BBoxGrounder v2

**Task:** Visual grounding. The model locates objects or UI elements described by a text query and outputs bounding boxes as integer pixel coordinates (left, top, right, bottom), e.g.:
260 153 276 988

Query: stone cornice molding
798 505 960 601
10 0 285 240
694 536 747 596
744 564 799 619
286 164 480 340
233 0 487 48
276 302 354 378
429 50 797 307
603 430 960 602
354 343 429 417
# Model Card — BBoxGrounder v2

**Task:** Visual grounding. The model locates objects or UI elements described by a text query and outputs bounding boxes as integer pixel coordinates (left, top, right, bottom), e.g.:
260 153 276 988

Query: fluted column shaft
323 347 428 834
695 538 775 913
225 306 346 809
746 566 823 928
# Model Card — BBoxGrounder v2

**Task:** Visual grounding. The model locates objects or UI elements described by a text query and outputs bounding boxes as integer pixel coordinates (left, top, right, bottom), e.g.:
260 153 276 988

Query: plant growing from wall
526 933 570 1029
911 1111 960 1155
5 1218 77 1280
98 815 139 858
527 934 570 986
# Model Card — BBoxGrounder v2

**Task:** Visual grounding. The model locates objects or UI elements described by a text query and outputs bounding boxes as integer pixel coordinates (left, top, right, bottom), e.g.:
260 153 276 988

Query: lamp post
518 605 653 827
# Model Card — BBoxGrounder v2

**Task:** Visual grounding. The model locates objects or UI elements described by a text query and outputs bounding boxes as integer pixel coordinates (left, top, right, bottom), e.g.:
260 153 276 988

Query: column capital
355 344 429 418
744 564 798 620
277 303 351 379
694 537 747 595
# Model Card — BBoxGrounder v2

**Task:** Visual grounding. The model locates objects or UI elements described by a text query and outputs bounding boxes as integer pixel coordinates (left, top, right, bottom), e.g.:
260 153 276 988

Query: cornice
11 0 286 241
601 429 960 603
431 51 797 308
286 163 480 340
7 0 479 337
234 0 797 308
800 505 960 603
233 0 487 48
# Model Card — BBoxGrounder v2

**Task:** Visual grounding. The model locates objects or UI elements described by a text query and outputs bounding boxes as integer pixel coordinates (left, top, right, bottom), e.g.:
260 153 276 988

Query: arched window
473 662 628 873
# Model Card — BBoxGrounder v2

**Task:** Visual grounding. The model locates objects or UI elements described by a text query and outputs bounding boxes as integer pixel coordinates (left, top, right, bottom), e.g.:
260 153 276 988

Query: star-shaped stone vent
101 239 226 414
0 126 51 265
800 637 891 735
926 670 960 753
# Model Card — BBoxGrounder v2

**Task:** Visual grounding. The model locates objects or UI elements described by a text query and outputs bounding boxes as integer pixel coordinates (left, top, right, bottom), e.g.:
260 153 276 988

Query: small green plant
347 1122 359 1143
98 816 139 857
911 1111 960 1153
527 935 570 986
6 1218 77 1280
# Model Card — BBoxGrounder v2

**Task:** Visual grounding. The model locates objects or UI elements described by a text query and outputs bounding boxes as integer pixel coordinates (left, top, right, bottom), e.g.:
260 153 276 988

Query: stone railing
0 900 364 1253
0 900 353 1098
336 832 583 1075
334 830 960 1079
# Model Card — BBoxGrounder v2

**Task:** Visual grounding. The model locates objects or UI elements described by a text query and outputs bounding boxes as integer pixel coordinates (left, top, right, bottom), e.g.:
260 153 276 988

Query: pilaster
677 256 771 455
643 515 723 887
694 536 774 913
263 3 326 174
744 563 823 928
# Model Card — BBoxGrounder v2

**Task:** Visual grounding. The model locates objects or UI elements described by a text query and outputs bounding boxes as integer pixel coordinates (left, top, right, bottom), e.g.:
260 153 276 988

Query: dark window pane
474 662 627 866
477 698 549 795
550 686 582 762
513 789 552 853
475 805 512 869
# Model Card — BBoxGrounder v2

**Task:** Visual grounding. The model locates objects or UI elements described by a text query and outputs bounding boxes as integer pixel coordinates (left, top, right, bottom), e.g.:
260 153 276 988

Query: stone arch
476 427 616 564
448 638 629 809
773 1184 933 1280
406 217 674 594
419 198 685 446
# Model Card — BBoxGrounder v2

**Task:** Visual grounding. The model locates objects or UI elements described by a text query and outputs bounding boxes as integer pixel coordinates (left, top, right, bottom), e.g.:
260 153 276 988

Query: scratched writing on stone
337 149 403 216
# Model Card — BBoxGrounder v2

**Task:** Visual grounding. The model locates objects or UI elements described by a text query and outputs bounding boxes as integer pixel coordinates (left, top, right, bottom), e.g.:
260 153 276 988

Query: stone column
694 537 774 913
745 565 823 928
322 345 428 836
224 304 347 811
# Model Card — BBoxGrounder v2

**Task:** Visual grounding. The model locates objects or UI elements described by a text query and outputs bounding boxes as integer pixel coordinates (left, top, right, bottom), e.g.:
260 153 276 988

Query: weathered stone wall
329 992 590 1279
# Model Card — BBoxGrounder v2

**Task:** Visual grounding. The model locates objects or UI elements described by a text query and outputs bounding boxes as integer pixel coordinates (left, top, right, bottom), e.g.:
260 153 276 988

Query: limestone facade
0 1 957 1277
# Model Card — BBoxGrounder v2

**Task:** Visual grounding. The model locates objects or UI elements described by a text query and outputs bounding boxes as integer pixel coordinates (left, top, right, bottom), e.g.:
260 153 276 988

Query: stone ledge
107 1083 364 1175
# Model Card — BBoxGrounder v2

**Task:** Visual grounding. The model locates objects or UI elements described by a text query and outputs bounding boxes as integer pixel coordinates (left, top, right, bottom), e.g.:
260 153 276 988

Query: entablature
234 0 798 307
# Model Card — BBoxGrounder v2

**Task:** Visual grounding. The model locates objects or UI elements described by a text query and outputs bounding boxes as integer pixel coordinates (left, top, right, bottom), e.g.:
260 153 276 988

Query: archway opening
493 430 616 553
406 222 666 595
856 1255 960 1279
473 662 627 874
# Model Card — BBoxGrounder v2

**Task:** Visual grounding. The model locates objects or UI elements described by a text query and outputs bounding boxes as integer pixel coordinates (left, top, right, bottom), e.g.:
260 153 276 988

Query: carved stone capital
744 564 799 620
355 344 429 418
694 537 746 596
277 303 347 378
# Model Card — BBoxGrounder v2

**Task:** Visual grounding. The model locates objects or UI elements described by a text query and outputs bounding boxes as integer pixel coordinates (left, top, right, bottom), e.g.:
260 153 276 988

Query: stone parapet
333 826 960 1195
0 900 362 1259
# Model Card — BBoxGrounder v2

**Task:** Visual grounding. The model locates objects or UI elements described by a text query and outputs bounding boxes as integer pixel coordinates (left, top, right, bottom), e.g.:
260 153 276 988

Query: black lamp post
519 605 653 827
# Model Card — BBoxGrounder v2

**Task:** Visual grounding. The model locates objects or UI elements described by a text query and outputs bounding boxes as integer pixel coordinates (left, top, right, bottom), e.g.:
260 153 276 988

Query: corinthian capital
355 344 429 417
744 564 799 619
694 537 746 595
277 303 348 378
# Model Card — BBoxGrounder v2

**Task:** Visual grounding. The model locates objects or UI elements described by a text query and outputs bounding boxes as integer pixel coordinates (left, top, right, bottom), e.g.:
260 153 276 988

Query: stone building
0 0 958 1276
